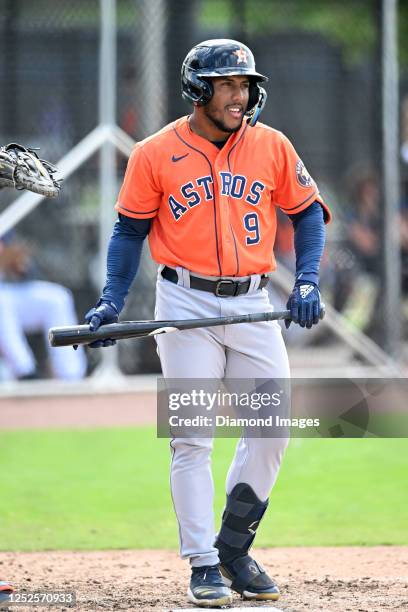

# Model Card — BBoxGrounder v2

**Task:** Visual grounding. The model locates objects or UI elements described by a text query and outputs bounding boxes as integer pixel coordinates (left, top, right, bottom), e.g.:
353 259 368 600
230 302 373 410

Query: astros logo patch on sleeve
295 159 313 187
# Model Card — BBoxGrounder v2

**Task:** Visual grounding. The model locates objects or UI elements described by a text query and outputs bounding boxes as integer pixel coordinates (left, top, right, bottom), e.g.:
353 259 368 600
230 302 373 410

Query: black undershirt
211 139 228 149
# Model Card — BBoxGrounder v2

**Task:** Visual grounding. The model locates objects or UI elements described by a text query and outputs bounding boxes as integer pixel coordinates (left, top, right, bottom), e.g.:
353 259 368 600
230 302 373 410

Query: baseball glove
0 143 61 197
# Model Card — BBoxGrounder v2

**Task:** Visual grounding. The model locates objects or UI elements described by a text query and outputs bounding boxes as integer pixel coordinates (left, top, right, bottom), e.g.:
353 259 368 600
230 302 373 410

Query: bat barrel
48 324 113 347
48 321 159 347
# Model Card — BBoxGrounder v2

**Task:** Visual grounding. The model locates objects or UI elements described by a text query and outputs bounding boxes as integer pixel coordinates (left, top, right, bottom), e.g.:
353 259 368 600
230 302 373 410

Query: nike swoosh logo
172 153 189 162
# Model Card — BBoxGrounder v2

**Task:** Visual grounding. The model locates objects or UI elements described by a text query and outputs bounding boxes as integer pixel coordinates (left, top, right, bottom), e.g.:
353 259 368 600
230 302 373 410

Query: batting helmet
181 39 268 126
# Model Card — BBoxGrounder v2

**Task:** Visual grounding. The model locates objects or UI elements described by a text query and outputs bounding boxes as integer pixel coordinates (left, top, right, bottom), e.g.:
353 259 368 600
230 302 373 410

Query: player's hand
84 300 119 348
285 283 321 329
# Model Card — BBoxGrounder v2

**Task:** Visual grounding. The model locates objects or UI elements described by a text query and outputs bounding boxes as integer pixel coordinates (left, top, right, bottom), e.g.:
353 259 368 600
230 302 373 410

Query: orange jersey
116 116 331 276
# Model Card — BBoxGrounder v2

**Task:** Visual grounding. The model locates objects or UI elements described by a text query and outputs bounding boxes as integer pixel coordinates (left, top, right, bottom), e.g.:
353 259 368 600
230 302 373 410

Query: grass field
0 427 407 551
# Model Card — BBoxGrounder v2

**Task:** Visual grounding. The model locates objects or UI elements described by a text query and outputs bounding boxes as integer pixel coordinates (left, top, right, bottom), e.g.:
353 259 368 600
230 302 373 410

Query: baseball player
85 39 330 608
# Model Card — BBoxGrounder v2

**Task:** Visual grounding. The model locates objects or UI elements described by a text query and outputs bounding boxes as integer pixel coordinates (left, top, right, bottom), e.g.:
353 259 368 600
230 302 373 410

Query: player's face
203 76 250 135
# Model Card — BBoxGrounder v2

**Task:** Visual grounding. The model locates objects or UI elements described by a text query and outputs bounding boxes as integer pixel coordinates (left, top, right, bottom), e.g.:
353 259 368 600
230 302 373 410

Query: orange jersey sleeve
115 143 162 219
273 133 331 223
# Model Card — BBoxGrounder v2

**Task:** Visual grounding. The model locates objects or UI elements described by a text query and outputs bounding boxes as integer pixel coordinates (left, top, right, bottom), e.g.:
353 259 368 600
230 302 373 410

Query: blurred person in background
338 167 382 339
0 234 87 381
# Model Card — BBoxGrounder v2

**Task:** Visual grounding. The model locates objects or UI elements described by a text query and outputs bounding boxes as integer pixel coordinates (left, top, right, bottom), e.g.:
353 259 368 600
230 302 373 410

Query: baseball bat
49 306 325 348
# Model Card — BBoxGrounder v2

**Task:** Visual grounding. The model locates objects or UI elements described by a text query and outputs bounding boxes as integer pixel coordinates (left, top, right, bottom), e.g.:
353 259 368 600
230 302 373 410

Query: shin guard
214 483 268 563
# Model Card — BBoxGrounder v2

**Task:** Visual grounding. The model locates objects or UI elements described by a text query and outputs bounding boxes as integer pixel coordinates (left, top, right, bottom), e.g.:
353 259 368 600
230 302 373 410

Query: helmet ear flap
182 72 213 105
196 77 213 105
247 81 260 112
246 86 267 126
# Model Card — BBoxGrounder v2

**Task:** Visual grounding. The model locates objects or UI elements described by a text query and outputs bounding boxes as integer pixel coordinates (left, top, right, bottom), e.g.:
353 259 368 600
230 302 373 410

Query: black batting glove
285 282 321 329
84 299 119 348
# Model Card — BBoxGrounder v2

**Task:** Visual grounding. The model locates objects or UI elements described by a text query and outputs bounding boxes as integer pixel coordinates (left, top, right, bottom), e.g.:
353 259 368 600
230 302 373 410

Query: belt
161 266 269 297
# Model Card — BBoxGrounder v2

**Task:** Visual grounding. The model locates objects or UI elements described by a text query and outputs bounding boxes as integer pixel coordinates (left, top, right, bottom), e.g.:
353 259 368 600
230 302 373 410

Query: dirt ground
0 547 407 611
0 389 407 611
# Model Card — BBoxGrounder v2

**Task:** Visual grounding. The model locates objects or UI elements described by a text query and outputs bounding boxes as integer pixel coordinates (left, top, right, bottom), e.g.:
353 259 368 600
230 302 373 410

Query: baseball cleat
187 564 233 608
0 581 14 604
219 556 280 601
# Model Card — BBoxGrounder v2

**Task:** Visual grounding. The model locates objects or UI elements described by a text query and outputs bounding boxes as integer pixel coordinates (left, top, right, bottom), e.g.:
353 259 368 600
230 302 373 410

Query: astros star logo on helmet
233 48 247 64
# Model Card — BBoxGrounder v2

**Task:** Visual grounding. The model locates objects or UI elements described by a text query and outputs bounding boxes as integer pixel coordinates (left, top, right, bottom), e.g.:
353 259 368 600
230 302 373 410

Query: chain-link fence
0 0 407 377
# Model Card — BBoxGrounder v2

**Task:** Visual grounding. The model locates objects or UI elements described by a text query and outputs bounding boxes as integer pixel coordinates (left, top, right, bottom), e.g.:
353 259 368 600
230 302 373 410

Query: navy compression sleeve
288 200 325 286
101 214 151 313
